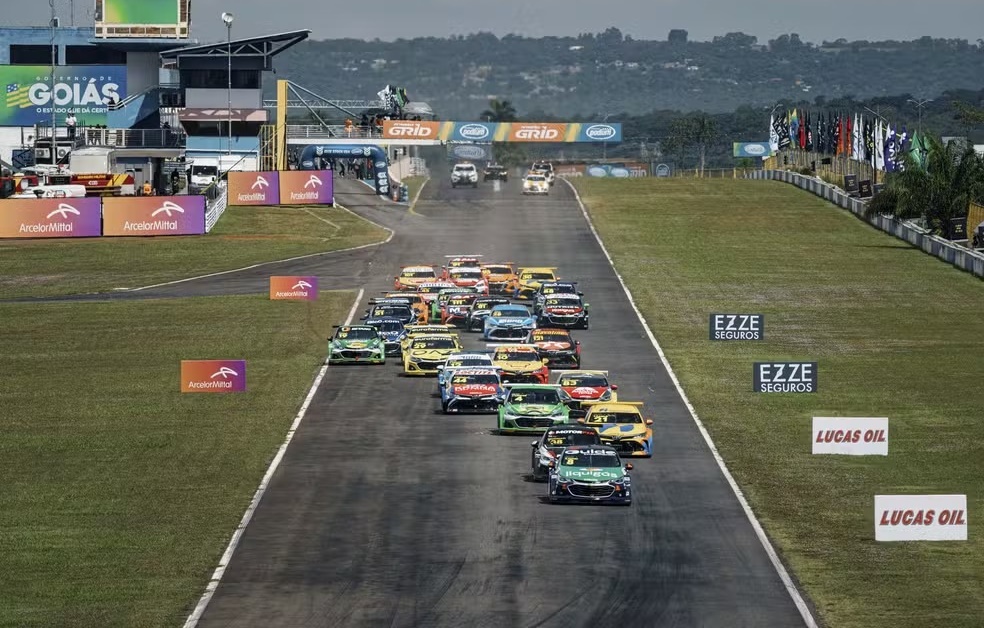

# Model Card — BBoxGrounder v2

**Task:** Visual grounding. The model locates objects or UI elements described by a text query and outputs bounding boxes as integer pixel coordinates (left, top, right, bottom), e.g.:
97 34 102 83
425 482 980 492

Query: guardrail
203 181 228 233
286 125 388 139
747 169 984 279
81 128 186 149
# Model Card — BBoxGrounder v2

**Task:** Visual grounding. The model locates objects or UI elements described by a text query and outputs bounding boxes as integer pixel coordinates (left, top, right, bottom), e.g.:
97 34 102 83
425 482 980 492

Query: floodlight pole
222 12 234 156
49 0 57 165
907 98 932 134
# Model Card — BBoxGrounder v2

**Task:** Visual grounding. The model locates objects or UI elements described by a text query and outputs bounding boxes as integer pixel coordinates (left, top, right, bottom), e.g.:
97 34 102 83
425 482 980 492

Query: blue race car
363 316 407 357
441 367 504 413
436 352 496 397
482 303 537 341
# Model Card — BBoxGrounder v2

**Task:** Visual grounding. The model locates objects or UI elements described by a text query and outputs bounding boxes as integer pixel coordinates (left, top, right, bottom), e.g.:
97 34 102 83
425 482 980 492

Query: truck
67 147 135 196
187 154 259 194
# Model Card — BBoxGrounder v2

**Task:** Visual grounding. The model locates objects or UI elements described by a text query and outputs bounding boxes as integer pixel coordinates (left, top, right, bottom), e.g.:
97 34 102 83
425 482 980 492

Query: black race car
531 425 602 481
537 293 589 330
465 296 511 332
483 164 508 182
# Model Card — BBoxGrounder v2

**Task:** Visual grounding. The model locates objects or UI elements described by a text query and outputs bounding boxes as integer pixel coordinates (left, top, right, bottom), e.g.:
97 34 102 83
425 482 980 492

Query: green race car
547 445 632 505
326 325 386 365
430 287 479 322
497 384 570 434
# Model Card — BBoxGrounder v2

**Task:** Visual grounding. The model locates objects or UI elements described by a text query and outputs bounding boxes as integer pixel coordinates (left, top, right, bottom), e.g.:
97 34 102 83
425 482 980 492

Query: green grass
0 291 356 627
574 178 984 628
0 205 388 299
401 175 429 208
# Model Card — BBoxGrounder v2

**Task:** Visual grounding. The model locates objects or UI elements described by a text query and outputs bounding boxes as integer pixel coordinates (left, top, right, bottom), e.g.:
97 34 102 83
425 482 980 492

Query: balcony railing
286 125 388 139
81 128 186 149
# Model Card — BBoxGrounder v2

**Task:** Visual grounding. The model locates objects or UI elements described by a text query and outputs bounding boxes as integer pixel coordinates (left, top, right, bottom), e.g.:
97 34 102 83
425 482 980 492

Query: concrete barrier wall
747 170 984 280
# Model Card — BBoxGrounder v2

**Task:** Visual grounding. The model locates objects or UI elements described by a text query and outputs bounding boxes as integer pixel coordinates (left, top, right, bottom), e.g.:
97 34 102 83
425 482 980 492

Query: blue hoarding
1 65 127 127
733 142 774 158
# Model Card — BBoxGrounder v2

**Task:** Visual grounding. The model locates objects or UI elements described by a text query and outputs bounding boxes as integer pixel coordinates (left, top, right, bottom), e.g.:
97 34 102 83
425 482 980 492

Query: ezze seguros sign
753 361 817 393
709 313 764 341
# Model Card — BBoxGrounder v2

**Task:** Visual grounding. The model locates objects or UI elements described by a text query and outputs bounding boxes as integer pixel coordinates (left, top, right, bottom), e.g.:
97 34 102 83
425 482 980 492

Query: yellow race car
514 267 558 300
400 324 457 354
579 401 653 458
489 343 550 384
403 334 463 376
481 262 519 295
394 265 438 291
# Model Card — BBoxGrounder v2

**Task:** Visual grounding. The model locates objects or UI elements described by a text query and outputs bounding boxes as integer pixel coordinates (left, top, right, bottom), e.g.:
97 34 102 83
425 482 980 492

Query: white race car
451 163 479 188
523 173 549 195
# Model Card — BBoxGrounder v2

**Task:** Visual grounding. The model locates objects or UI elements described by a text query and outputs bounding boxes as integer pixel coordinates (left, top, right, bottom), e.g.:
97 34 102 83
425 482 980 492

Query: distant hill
273 29 984 118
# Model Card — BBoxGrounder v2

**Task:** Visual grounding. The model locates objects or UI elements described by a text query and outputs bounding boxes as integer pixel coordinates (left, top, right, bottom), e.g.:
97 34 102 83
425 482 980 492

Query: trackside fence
204 182 228 233
747 169 984 279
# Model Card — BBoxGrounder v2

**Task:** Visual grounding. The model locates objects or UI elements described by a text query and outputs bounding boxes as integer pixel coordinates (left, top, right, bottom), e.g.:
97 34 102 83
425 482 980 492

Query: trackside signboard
709 313 764 340
102 196 205 236
270 276 318 300
278 170 334 205
875 495 968 541
180 360 246 393
753 362 817 393
0 197 101 238
228 171 280 206
812 417 888 455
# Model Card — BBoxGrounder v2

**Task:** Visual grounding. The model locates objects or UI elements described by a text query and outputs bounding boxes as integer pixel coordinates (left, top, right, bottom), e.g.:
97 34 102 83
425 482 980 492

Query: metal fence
203 181 228 233
747 170 984 279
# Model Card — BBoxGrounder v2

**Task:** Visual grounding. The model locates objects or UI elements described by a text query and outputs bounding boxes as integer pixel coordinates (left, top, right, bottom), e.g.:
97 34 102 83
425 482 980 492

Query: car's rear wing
580 401 644 406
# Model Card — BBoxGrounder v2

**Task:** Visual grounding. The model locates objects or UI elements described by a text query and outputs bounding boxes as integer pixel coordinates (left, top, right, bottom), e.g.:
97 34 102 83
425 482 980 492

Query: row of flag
769 109 930 171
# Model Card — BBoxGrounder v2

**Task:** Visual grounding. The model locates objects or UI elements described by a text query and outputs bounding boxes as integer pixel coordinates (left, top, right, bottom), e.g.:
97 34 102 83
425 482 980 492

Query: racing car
402 334 463 376
415 281 458 306
480 262 519 295
436 352 497 398
532 281 581 315
369 295 427 324
401 323 457 354
555 370 617 417
579 401 653 458
442 367 504 414
363 316 407 357
326 325 386 365
444 266 489 293
514 267 558 300
483 303 537 341
525 328 581 368
522 172 550 195
530 161 556 186
496 384 570 434
537 293 590 329
483 163 508 182
394 265 438 291
547 445 632 505
430 287 481 323
465 296 511 332
441 293 480 327
530 424 603 481
489 344 550 384
443 254 484 273
361 300 416 327
451 163 479 188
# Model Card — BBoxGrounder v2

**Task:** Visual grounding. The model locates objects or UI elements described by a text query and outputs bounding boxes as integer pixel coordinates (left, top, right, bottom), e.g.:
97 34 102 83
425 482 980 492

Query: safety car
514 267 558 300
441 368 504 414
522 173 549 195
401 324 456 354
497 384 570 434
394 265 438 291
326 325 386 365
480 262 519 295
483 303 537 341
537 293 590 329
361 301 416 327
547 446 632 505
530 425 602 481
402 334 463 376
363 316 407 356
489 344 550 384
579 401 653 458
530 161 556 186
436 352 497 397
465 296 511 331
441 293 480 327
525 328 581 368
555 370 617 417
451 162 479 188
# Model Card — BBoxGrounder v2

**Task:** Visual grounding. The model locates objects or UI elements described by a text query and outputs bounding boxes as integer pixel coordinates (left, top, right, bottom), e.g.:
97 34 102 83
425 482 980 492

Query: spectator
355 162 364 179
336 159 345 177
65 111 77 140
142 180 152 196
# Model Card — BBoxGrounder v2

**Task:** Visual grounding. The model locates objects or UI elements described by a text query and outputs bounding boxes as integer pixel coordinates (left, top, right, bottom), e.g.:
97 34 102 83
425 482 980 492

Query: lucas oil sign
875 495 968 541
753 362 817 393
812 417 888 455
709 314 764 340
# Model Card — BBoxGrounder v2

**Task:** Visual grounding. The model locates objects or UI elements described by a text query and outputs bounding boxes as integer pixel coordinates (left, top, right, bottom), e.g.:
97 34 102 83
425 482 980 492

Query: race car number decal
547 437 565 446
564 457 577 465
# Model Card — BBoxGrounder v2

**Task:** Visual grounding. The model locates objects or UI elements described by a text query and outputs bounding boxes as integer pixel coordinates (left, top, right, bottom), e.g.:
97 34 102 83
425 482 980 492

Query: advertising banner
1 65 126 126
270 276 318 300
583 163 648 178
875 495 968 541
448 143 493 161
102 0 179 24
228 171 280 206
568 123 623 143
449 122 496 143
0 197 101 238
812 417 888 455
497 122 567 143
278 170 333 205
709 314 764 341
102 196 205 236
753 362 817 393
180 360 246 393
733 142 774 158
381 120 623 143
382 120 443 140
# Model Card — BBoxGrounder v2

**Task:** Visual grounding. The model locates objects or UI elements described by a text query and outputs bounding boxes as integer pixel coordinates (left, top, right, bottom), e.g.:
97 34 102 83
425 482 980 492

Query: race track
193 177 810 627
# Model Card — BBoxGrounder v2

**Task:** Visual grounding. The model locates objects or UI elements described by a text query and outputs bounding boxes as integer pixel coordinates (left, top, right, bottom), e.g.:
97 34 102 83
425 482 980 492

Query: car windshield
508 389 560 404
335 328 376 340
526 176 546 182
521 272 554 280
484 266 512 274
473 300 506 310
454 165 475 172
542 285 575 295
531 331 569 341
417 285 450 293
448 259 477 267
546 297 580 306
586 412 642 424
372 306 411 318
401 270 435 278
451 373 499 385
448 297 473 306
374 321 404 332
544 431 601 448
412 337 458 349
560 452 622 468
451 270 483 279
496 350 538 362
446 357 490 368
560 376 609 387
492 307 528 318
191 165 218 176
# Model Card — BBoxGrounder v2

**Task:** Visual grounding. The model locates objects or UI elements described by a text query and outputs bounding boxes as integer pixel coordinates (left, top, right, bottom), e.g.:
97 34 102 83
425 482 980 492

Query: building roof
159 30 310 60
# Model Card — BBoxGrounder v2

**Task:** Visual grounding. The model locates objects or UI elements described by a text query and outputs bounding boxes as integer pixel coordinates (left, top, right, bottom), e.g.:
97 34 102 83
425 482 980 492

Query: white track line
562 179 819 628
125 204 393 292
182 288 365 628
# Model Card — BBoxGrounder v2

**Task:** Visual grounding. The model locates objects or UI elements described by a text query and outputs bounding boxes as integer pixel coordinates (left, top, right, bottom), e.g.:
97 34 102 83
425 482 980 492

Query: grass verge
574 178 984 628
0 205 388 299
400 175 428 209
0 291 356 627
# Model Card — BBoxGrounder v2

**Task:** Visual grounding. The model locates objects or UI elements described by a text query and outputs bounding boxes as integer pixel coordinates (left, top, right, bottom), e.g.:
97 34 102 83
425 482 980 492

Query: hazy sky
13 0 984 45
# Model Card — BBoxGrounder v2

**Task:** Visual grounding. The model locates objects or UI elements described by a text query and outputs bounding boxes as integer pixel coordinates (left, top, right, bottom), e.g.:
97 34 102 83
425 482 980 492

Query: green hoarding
1 65 126 126
103 0 179 25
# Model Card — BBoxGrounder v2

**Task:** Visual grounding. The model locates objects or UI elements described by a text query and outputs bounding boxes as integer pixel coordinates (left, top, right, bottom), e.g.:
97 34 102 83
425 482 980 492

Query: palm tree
867 136 984 235
480 99 518 122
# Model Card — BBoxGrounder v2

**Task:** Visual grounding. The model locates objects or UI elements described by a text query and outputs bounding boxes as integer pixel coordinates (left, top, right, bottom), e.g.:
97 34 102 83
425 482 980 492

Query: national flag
835 113 844 155
798 110 807 149
816 113 824 153
874 120 886 171
885 124 896 173
5 82 32 109
909 131 926 169
789 109 800 143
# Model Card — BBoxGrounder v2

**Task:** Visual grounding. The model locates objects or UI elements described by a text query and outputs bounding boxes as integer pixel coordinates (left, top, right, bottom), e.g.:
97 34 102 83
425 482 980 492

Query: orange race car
394 265 439 291
481 262 519 295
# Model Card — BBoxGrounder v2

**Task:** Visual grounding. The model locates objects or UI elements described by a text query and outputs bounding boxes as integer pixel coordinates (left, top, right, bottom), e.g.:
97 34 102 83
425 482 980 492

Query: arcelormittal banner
0 197 102 238
102 196 206 236
227 170 334 206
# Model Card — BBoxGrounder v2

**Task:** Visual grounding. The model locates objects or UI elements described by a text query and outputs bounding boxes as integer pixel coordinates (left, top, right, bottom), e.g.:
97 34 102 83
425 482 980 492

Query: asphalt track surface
168 177 813 628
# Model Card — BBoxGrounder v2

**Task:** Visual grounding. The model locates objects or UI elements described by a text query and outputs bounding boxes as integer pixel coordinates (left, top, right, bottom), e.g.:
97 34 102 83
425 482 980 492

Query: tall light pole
222 12 234 156
907 97 932 134
602 112 612 161
49 0 57 165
